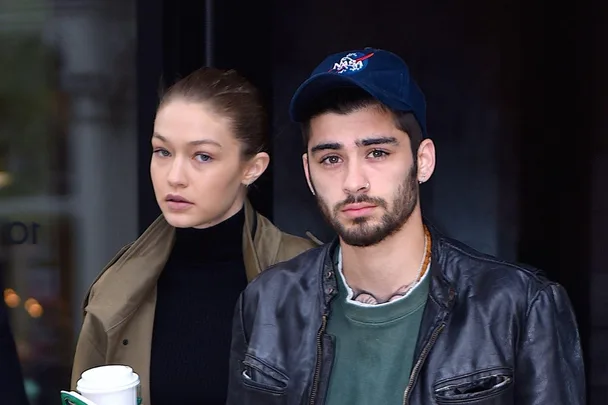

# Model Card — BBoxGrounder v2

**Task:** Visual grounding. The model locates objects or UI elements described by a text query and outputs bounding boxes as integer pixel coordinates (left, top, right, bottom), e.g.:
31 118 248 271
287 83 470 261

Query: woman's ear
242 152 270 186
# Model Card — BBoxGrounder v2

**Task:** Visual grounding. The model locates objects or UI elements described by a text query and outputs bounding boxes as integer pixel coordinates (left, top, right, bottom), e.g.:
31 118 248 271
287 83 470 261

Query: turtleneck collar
169 207 245 264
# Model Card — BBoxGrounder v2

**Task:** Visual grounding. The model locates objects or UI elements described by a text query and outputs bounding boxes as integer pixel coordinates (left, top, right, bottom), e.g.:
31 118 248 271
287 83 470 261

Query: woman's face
151 99 268 228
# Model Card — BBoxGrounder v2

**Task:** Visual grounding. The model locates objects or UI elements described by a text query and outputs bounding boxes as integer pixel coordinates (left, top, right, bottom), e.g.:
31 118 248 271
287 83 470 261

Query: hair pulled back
159 67 268 158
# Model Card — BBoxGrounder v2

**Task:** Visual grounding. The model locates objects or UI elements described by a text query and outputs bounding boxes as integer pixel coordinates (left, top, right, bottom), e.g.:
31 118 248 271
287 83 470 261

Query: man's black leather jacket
227 226 586 404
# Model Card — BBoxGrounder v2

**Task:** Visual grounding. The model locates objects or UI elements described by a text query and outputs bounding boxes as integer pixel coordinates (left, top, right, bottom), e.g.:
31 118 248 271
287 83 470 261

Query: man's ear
242 152 270 186
302 153 315 195
416 139 436 184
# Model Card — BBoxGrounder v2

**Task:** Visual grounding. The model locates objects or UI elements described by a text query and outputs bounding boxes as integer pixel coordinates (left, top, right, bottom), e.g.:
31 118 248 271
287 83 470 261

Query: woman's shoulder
254 212 323 265
276 231 320 261
82 215 174 313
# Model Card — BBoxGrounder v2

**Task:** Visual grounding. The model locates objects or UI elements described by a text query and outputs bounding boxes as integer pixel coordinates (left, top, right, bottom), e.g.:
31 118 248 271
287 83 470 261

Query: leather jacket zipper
402 322 445 404
309 314 328 405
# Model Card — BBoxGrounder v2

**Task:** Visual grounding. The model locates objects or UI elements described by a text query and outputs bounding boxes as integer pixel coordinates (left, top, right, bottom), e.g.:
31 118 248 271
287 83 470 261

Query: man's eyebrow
310 142 343 153
152 133 222 147
355 136 399 147
310 136 398 153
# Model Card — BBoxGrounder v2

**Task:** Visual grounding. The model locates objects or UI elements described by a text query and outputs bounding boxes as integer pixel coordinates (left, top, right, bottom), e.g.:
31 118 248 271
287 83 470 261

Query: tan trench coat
71 200 319 404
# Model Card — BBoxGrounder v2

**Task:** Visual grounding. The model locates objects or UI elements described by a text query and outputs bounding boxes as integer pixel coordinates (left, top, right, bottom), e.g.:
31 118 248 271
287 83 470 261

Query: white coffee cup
76 365 141 405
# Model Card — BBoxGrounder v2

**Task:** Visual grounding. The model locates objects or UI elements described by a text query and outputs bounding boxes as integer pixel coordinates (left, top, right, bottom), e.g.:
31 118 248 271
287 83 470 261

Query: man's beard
313 164 419 247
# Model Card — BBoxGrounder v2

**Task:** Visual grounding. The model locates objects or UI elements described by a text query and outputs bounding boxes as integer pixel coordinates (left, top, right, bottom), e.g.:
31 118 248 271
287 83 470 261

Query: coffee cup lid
77 365 139 393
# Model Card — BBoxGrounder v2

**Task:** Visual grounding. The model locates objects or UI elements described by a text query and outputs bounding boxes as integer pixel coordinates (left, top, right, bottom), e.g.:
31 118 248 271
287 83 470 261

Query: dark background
137 0 607 402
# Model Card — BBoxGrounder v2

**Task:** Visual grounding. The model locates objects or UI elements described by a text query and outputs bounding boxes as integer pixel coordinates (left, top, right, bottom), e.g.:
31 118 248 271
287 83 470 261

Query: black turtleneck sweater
150 208 248 405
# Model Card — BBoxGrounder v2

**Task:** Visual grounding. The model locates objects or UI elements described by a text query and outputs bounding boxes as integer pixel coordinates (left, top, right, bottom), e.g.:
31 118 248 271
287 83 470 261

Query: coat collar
85 199 267 331
319 221 456 312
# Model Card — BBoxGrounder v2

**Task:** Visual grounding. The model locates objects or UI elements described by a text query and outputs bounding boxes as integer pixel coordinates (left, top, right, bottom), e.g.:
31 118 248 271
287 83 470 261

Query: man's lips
341 203 377 213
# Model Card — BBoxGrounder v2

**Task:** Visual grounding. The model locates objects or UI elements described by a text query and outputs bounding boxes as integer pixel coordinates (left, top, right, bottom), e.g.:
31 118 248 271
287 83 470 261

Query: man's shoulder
437 233 555 301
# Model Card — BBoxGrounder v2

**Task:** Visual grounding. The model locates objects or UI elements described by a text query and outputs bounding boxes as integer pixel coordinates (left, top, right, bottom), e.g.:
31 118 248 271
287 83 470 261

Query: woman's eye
153 149 170 157
195 154 212 163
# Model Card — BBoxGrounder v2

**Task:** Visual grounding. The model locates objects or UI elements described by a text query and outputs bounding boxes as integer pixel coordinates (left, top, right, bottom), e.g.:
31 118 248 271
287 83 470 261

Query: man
226 48 585 405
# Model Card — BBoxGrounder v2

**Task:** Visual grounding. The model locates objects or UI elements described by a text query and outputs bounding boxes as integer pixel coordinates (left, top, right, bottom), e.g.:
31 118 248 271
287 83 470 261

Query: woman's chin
163 212 200 228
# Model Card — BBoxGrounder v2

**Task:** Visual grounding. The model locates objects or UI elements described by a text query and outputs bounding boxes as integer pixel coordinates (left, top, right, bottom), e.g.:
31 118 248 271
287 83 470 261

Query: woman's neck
171 207 245 263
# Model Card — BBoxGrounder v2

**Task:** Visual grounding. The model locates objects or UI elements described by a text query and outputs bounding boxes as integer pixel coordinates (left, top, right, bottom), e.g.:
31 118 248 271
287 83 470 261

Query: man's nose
342 161 369 194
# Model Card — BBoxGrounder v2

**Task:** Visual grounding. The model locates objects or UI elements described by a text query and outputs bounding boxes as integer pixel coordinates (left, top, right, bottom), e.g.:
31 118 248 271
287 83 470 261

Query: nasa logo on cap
328 51 375 75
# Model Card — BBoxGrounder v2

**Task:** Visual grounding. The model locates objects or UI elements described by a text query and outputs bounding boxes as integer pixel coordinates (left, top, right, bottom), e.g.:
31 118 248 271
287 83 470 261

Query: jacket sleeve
514 283 586 404
226 293 247 404
71 310 106 389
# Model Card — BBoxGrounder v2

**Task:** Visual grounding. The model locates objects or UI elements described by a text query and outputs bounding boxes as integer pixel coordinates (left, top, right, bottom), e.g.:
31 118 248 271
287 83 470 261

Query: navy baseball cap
289 48 427 137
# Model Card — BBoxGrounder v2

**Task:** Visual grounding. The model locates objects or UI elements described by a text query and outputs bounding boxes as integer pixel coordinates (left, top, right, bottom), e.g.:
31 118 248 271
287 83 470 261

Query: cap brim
289 73 416 122
289 73 382 122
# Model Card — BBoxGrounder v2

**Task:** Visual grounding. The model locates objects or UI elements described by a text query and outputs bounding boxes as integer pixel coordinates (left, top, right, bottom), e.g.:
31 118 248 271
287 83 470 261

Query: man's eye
321 156 341 165
368 150 388 159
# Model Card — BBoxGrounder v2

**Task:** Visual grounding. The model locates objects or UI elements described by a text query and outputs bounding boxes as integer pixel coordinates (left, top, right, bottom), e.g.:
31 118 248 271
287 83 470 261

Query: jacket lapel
409 226 457 396
85 216 175 404
88 200 269 329
85 215 175 332
242 199 263 281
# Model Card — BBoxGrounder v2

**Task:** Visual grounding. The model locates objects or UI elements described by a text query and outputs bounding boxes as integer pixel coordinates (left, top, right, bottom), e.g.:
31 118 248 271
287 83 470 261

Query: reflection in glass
0 1 137 403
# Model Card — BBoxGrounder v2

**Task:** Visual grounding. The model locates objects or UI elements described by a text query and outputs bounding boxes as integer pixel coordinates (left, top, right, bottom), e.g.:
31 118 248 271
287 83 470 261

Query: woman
71 67 319 405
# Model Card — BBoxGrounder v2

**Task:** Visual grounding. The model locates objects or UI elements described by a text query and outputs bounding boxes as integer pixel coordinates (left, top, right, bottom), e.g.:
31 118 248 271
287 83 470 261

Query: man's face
303 106 420 247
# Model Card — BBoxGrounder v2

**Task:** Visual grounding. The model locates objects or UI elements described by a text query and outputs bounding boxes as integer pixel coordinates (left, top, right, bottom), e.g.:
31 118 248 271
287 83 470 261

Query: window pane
0 1 138 404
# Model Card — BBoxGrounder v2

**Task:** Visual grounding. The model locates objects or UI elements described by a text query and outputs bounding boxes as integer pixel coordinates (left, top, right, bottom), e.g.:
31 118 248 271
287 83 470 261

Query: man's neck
340 213 427 304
